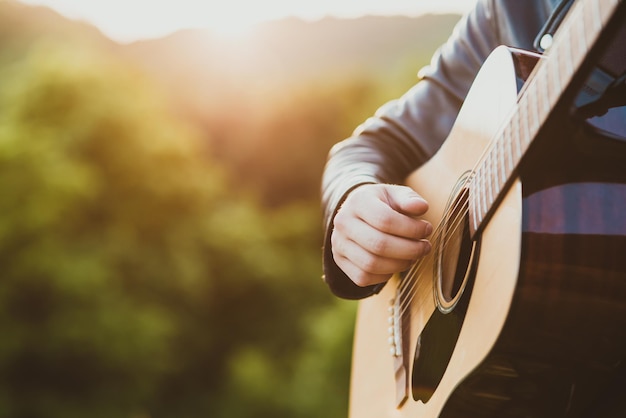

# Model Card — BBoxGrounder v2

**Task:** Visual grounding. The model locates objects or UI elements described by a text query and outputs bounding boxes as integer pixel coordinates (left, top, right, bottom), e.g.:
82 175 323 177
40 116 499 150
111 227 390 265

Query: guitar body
350 46 527 418
349 7 626 417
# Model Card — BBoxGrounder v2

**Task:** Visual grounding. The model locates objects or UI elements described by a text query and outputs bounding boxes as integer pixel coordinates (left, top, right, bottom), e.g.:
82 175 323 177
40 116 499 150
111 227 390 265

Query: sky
18 0 476 43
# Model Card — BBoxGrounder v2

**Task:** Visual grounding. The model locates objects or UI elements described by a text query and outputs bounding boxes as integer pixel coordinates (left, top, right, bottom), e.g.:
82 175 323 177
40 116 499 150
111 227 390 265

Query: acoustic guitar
349 0 626 417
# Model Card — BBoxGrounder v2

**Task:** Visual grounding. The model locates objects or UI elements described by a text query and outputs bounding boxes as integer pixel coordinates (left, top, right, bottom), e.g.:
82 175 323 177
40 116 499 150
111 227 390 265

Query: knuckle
373 211 394 230
353 271 392 287
330 232 342 253
333 211 348 230
358 252 379 274
367 236 388 255
351 273 371 287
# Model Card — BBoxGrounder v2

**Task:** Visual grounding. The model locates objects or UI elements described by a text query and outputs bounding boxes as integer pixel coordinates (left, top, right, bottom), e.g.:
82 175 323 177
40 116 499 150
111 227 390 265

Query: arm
321 0 501 299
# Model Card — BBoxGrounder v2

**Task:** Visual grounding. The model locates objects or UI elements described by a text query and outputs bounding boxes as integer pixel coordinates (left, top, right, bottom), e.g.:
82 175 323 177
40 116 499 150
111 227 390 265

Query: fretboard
468 0 621 236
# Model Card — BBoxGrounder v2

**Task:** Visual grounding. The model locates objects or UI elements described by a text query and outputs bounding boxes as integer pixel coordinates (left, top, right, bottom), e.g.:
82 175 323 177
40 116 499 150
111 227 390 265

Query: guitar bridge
388 297 402 357
389 295 410 407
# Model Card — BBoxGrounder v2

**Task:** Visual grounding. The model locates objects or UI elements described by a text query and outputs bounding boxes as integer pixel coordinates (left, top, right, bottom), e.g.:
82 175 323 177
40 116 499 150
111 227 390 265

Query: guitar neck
468 0 622 236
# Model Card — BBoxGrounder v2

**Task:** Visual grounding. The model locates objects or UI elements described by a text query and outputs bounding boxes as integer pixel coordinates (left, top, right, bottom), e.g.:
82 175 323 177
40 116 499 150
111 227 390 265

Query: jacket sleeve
320 0 502 299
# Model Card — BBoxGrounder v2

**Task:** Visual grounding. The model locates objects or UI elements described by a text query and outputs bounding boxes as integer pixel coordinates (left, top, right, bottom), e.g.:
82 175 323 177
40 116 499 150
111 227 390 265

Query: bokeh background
0 1 466 417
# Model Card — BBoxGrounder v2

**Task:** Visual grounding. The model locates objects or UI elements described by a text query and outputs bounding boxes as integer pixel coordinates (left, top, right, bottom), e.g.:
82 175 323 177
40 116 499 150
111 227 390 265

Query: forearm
321 0 501 298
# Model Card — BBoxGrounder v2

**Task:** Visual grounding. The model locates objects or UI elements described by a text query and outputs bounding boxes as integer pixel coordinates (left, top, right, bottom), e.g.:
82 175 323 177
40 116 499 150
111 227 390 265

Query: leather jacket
321 0 565 299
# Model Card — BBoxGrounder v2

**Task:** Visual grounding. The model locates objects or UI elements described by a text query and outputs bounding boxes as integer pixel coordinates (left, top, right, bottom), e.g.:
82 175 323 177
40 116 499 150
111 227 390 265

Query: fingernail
409 193 427 203
423 240 432 255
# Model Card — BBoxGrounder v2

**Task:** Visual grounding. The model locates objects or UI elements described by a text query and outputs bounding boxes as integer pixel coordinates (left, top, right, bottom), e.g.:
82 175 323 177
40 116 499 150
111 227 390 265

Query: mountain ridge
1 1 460 83
121 14 461 82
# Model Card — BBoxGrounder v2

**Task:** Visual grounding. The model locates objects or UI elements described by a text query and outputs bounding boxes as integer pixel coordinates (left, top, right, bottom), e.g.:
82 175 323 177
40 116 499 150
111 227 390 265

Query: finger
356 226 432 260
333 243 404 287
353 198 433 240
382 185 429 217
332 234 425 280
334 208 431 258
334 257 393 287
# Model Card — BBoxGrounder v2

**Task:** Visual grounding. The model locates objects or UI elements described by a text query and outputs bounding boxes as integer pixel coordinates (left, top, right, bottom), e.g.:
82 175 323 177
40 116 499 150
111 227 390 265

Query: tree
0 38 349 418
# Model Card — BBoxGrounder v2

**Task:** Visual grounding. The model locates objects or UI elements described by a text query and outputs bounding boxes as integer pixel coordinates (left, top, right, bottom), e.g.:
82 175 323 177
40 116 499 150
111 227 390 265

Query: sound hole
436 188 476 313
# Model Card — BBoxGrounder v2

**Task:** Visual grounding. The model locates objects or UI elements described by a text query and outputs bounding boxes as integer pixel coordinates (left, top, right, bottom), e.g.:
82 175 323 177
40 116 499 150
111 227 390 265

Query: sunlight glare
208 16 257 40
17 0 476 43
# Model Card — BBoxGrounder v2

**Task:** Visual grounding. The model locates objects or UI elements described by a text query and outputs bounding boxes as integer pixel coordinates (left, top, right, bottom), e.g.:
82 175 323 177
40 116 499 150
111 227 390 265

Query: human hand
331 184 432 287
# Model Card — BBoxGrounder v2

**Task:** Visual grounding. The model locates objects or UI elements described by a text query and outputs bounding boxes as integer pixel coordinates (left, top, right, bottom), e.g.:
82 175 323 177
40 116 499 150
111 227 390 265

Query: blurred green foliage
0 4 456 417
0 39 359 418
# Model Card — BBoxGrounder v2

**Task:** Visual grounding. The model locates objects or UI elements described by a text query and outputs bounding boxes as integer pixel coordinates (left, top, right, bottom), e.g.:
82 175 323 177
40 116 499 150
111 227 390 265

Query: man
321 0 570 299
321 2 626 415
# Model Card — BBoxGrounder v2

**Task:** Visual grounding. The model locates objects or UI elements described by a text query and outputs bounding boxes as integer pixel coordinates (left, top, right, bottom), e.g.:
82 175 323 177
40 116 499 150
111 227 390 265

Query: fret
492 138 505 196
550 6 570 90
486 152 494 206
472 166 480 190
498 137 507 186
537 73 551 127
494 139 504 191
572 10 587 70
518 99 527 144
512 114 522 163
550 49 562 93
522 100 531 149
471 168 483 232
545 69 555 112
530 79 541 134
468 0 620 237
570 6 591 69
480 165 488 220
534 94 541 136
576 13 587 57
581 0 598 33
562 32 574 80
505 126 514 175
471 166 479 202
476 166 483 221
495 173 501 196
533 77 550 131
524 84 538 140
537 70 550 119
567 16 585 74
471 181 479 233
582 0 602 55
591 0 602 30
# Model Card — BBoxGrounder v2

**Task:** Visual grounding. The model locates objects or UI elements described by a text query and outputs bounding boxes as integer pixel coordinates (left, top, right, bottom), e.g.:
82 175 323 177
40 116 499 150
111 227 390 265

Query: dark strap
533 0 576 52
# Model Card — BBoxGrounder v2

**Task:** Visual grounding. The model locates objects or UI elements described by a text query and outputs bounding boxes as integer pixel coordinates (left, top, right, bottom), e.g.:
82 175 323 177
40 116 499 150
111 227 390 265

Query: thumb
383 185 429 216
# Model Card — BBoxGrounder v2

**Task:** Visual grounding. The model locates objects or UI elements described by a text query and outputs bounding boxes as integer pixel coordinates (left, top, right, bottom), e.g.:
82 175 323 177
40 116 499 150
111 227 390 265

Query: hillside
121 14 460 82
1 1 460 84
0 1 114 52
118 14 461 125
0 1 462 204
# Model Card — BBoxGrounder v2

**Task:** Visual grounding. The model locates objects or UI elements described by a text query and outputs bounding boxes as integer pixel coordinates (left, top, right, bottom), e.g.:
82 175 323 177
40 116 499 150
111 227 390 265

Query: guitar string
398 0 604 352
395 70 520 309
397 115 518 320
397 194 468 299
393 0 604 353
394 36 548 316
394 163 474 310
396 192 470 319
396 97 514 319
